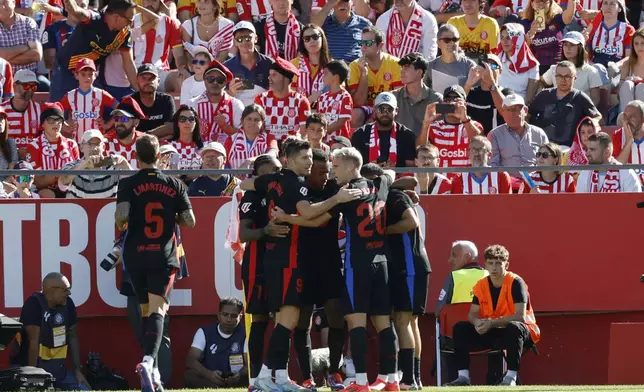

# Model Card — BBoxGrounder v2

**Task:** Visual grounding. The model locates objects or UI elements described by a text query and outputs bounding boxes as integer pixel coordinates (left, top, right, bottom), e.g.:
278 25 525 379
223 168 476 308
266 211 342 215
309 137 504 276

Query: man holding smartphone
58 129 132 199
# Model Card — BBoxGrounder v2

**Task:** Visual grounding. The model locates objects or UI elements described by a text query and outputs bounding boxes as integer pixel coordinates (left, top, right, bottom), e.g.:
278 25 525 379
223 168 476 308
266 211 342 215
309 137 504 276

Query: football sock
379 327 398 376
328 327 345 374
349 327 368 375
249 320 269 379
142 313 164 362
294 327 312 380
399 348 415 384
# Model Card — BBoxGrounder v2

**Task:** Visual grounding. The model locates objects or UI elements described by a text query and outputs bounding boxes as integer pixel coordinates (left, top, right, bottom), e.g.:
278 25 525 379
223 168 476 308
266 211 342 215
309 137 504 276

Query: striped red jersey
26 134 79 169
255 90 311 141
521 171 577 193
104 130 146 169
2 99 42 149
170 139 202 169
60 87 116 143
132 14 182 71
451 171 513 194
0 58 13 99
317 88 353 141
417 173 452 194
612 127 644 186
427 119 482 175
190 92 244 144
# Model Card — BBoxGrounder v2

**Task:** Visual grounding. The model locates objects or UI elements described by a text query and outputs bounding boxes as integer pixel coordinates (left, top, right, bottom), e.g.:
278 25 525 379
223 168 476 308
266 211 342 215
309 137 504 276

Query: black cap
40 102 64 125
137 63 159 77
443 84 467 100
330 136 351 148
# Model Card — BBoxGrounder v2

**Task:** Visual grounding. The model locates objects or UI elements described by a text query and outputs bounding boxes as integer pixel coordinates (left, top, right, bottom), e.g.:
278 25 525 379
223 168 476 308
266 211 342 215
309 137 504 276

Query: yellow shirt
447 15 500 58
177 0 237 16
348 53 403 107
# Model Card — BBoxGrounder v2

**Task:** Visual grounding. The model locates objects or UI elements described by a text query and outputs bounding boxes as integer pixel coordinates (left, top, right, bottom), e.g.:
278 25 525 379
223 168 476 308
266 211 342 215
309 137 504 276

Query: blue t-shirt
56 10 132 72
188 174 235 197
43 20 75 51
323 12 372 63
223 51 273 90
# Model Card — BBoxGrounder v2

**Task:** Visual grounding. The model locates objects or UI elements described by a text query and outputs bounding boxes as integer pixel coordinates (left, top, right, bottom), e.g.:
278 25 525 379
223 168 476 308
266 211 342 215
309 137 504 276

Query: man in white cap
350 91 417 167
488 94 548 189
59 129 132 198
188 141 239 196
1 69 42 158
225 21 274 106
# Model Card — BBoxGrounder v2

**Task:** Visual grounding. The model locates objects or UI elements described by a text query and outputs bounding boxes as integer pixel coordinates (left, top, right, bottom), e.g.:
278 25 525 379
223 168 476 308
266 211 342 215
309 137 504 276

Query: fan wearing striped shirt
520 142 576 193
60 58 117 144
451 135 513 194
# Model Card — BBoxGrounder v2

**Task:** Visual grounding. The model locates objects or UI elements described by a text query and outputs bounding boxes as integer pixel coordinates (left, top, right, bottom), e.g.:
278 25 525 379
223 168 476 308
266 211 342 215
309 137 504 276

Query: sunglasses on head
361 39 375 47
192 59 208 66
303 33 321 42
205 76 227 84
179 115 196 123
439 37 459 43
536 151 554 158
114 116 131 123
235 36 254 43
20 83 37 91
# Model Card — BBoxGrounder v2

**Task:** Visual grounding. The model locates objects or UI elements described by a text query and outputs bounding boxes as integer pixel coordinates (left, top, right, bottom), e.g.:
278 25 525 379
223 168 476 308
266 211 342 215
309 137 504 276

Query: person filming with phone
417 85 483 178
58 129 132 199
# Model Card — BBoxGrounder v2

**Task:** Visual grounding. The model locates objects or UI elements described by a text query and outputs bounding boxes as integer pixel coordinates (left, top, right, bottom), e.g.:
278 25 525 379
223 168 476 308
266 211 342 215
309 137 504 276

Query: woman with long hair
497 23 540 102
619 27 644 112
522 142 576 193
224 104 279 169
522 0 575 75
541 31 602 105
170 105 205 170
181 0 235 63
586 0 634 68
291 24 331 106
0 109 17 182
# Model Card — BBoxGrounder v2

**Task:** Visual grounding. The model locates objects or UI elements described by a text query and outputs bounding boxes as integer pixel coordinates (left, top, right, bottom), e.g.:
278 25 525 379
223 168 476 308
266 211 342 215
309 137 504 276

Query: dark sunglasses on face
179 115 196 123
489 63 500 70
361 39 375 47
303 33 321 42
205 76 227 84
377 106 394 114
536 151 553 158
440 37 459 43
20 83 37 91
46 117 63 124
114 116 131 123
17 175 32 184
235 36 254 43
192 59 208 66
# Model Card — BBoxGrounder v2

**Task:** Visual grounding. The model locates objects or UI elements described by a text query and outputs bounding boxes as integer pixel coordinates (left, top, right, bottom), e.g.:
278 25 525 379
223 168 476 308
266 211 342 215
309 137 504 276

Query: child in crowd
305 114 330 153
316 60 353 141
180 46 212 105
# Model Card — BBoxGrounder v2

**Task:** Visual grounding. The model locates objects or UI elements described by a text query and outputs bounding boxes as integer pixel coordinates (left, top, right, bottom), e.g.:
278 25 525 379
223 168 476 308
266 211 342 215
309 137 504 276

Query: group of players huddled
237 138 431 392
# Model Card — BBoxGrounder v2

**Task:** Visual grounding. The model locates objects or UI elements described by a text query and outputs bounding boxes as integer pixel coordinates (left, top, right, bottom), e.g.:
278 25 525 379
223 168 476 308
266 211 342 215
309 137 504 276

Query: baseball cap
137 63 159 77
14 69 38 84
204 60 234 83
39 102 64 125
233 20 256 34
81 129 106 143
160 144 179 155
75 58 96 73
330 135 351 148
111 96 147 119
443 85 467 101
483 53 502 67
200 141 227 157
562 31 585 45
271 57 299 80
191 45 214 61
502 94 525 107
375 92 397 110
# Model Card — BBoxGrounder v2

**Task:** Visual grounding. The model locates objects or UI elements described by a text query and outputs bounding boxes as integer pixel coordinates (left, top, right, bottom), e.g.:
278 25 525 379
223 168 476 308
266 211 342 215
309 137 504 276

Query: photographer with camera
58 129 132 199
417 85 483 179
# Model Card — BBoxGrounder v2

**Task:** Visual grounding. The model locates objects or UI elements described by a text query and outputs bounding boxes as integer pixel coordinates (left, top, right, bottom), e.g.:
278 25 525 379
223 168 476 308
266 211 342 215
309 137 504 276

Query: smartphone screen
96 156 115 167
238 79 254 90
535 9 546 31
436 103 456 114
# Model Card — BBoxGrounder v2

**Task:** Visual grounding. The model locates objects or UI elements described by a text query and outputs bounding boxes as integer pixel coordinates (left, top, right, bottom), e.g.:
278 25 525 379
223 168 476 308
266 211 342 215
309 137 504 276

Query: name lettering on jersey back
267 181 283 196
133 183 178 197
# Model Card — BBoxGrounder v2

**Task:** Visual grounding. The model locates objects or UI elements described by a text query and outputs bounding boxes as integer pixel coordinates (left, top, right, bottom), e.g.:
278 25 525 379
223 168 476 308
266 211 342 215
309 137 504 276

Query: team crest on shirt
392 31 403 47
92 98 100 106
489 186 497 194
241 202 251 213
299 187 308 196
614 35 622 44
287 108 296 118
384 73 392 81
54 313 64 325
222 114 230 124
333 101 341 110
480 31 488 40
156 35 163 44
231 342 240 353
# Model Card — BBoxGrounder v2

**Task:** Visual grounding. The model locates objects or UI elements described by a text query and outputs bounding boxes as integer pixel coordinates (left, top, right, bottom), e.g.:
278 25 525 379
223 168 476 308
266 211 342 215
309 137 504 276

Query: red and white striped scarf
386 4 424 58
265 12 300 61
568 116 599 166
369 123 397 164
227 131 269 169
236 0 272 21
206 19 234 57
496 23 539 74
296 55 325 97
590 169 621 193
225 186 245 264
197 93 235 144
34 134 76 169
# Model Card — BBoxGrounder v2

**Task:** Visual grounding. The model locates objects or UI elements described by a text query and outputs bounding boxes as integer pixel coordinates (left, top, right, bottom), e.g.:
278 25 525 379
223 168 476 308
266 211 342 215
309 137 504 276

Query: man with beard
105 96 147 168
128 64 177 133
1 69 41 159
240 140 361 392
253 0 303 61
451 135 512 194
612 100 644 186
350 92 416 168
576 132 641 193
415 144 452 194
189 60 244 144
133 0 189 93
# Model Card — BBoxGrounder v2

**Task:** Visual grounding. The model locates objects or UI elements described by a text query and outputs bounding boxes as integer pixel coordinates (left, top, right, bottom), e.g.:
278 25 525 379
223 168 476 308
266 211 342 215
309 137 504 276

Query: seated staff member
445 245 540 387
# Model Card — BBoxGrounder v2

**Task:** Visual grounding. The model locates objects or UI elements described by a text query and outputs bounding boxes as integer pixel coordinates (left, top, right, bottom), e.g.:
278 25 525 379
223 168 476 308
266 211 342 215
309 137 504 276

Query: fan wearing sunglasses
521 142 576 193
2 70 42 160
170 105 205 170
180 47 212 105
188 60 244 144
291 24 331 106
5 161 37 199
464 53 509 134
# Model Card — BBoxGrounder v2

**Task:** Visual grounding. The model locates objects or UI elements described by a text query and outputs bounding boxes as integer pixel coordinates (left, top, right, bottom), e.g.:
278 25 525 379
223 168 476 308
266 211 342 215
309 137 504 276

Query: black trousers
452 321 532 372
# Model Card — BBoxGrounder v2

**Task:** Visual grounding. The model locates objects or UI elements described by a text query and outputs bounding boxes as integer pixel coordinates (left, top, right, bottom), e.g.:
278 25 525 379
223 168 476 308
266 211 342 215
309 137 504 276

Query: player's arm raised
295 185 361 219
177 209 196 228
385 207 419 235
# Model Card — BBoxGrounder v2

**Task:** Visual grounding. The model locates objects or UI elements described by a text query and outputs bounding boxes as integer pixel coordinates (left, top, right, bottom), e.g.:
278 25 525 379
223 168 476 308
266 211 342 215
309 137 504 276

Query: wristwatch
462 117 472 124
489 84 497 92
